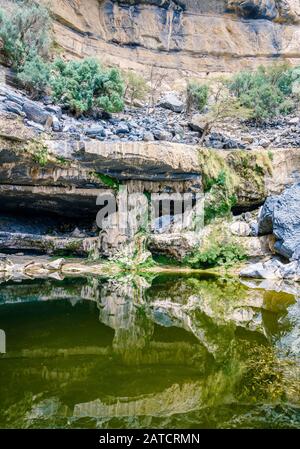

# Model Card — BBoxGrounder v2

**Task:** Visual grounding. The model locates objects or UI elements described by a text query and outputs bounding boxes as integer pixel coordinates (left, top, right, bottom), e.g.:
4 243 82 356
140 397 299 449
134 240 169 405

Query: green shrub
186 81 209 113
50 58 125 115
17 53 51 98
93 172 120 191
201 168 237 224
0 1 51 68
32 145 49 166
203 169 227 193
204 194 237 224
124 70 148 106
229 64 300 121
186 243 246 269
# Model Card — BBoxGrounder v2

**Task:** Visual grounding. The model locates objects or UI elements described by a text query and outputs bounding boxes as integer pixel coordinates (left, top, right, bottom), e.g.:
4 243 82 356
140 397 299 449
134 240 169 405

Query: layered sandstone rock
43 0 300 88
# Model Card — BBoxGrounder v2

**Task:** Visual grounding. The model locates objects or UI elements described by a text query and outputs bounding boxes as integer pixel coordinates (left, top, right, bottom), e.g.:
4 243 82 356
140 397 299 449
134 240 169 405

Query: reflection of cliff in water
0 275 299 428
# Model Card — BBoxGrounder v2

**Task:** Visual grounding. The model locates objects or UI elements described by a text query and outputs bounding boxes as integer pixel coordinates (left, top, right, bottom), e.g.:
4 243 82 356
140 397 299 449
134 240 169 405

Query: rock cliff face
45 0 300 87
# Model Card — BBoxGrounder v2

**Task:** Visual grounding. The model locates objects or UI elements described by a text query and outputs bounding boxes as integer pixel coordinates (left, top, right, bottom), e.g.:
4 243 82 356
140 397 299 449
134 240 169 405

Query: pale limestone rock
240 257 300 280
148 232 200 260
41 0 300 88
238 235 275 257
158 92 184 113
230 221 251 237
0 111 34 141
188 114 209 133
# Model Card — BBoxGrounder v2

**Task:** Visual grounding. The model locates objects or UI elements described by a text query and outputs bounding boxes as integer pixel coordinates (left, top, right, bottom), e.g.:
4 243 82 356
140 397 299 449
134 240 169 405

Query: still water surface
0 274 299 428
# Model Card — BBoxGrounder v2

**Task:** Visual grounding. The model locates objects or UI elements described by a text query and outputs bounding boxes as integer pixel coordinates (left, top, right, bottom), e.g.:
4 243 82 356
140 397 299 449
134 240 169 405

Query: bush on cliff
17 54 51 99
186 243 246 269
186 81 209 113
229 64 300 121
0 1 52 68
50 58 125 115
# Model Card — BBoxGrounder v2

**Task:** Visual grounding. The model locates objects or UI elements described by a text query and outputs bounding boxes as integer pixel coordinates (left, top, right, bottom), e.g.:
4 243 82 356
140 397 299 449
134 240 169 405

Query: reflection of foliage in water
237 342 300 405
0 274 299 429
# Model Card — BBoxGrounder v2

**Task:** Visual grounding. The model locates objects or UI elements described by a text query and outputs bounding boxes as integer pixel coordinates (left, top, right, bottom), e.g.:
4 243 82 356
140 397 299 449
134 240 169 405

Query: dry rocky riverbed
2 84 300 150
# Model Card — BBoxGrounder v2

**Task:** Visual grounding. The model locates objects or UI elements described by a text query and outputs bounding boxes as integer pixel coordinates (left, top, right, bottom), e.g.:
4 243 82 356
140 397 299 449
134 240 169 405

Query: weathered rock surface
230 221 251 237
0 232 99 257
41 0 300 89
227 0 300 22
148 232 200 260
22 100 53 127
258 183 300 259
56 140 201 181
2 94 300 260
240 257 300 281
158 93 184 113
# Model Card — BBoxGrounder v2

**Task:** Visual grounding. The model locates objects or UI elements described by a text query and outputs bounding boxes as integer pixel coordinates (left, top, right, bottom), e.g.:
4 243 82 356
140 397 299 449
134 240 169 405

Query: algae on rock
198 148 273 223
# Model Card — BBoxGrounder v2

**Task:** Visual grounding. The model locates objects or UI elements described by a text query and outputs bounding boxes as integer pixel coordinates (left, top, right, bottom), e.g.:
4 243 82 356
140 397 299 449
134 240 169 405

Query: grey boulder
240 258 300 281
85 125 105 137
159 93 184 113
4 100 24 116
23 100 53 126
257 183 300 260
257 196 279 235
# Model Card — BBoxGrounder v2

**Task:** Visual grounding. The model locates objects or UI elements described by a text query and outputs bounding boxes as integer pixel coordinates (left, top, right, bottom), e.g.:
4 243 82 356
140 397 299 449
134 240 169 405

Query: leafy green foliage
0 3 125 113
0 1 51 68
203 169 227 193
202 169 237 224
186 243 247 269
93 172 120 190
229 64 300 121
17 54 51 98
32 146 48 166
204 194 237 224
186 81 209 113
152 254 182 266
50 58 125 115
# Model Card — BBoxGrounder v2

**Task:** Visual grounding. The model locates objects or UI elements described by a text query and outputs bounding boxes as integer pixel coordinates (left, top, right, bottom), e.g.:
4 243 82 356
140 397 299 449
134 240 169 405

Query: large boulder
23 100 53 126
188 114 209 133
0 112 35 141
158 93 184 113
257 196 279 235
257 183 300 260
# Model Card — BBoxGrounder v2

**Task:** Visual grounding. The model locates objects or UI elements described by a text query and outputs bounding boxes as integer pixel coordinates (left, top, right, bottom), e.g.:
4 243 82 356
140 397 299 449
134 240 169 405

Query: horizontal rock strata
41 0 300 87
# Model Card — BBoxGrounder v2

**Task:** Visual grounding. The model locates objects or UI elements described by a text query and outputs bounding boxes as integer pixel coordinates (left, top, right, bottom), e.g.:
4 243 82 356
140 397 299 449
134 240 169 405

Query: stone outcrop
56 140 201 181
0 232 99 257
240 182 300 280
258 183 300 259
227 1 300 22
148 232 200 260
40 0 300 88
240 257 300 280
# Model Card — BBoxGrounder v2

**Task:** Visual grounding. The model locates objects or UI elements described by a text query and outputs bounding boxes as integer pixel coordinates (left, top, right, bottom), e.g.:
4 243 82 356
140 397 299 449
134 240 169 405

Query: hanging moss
92 172 120 190
198 148 273 223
